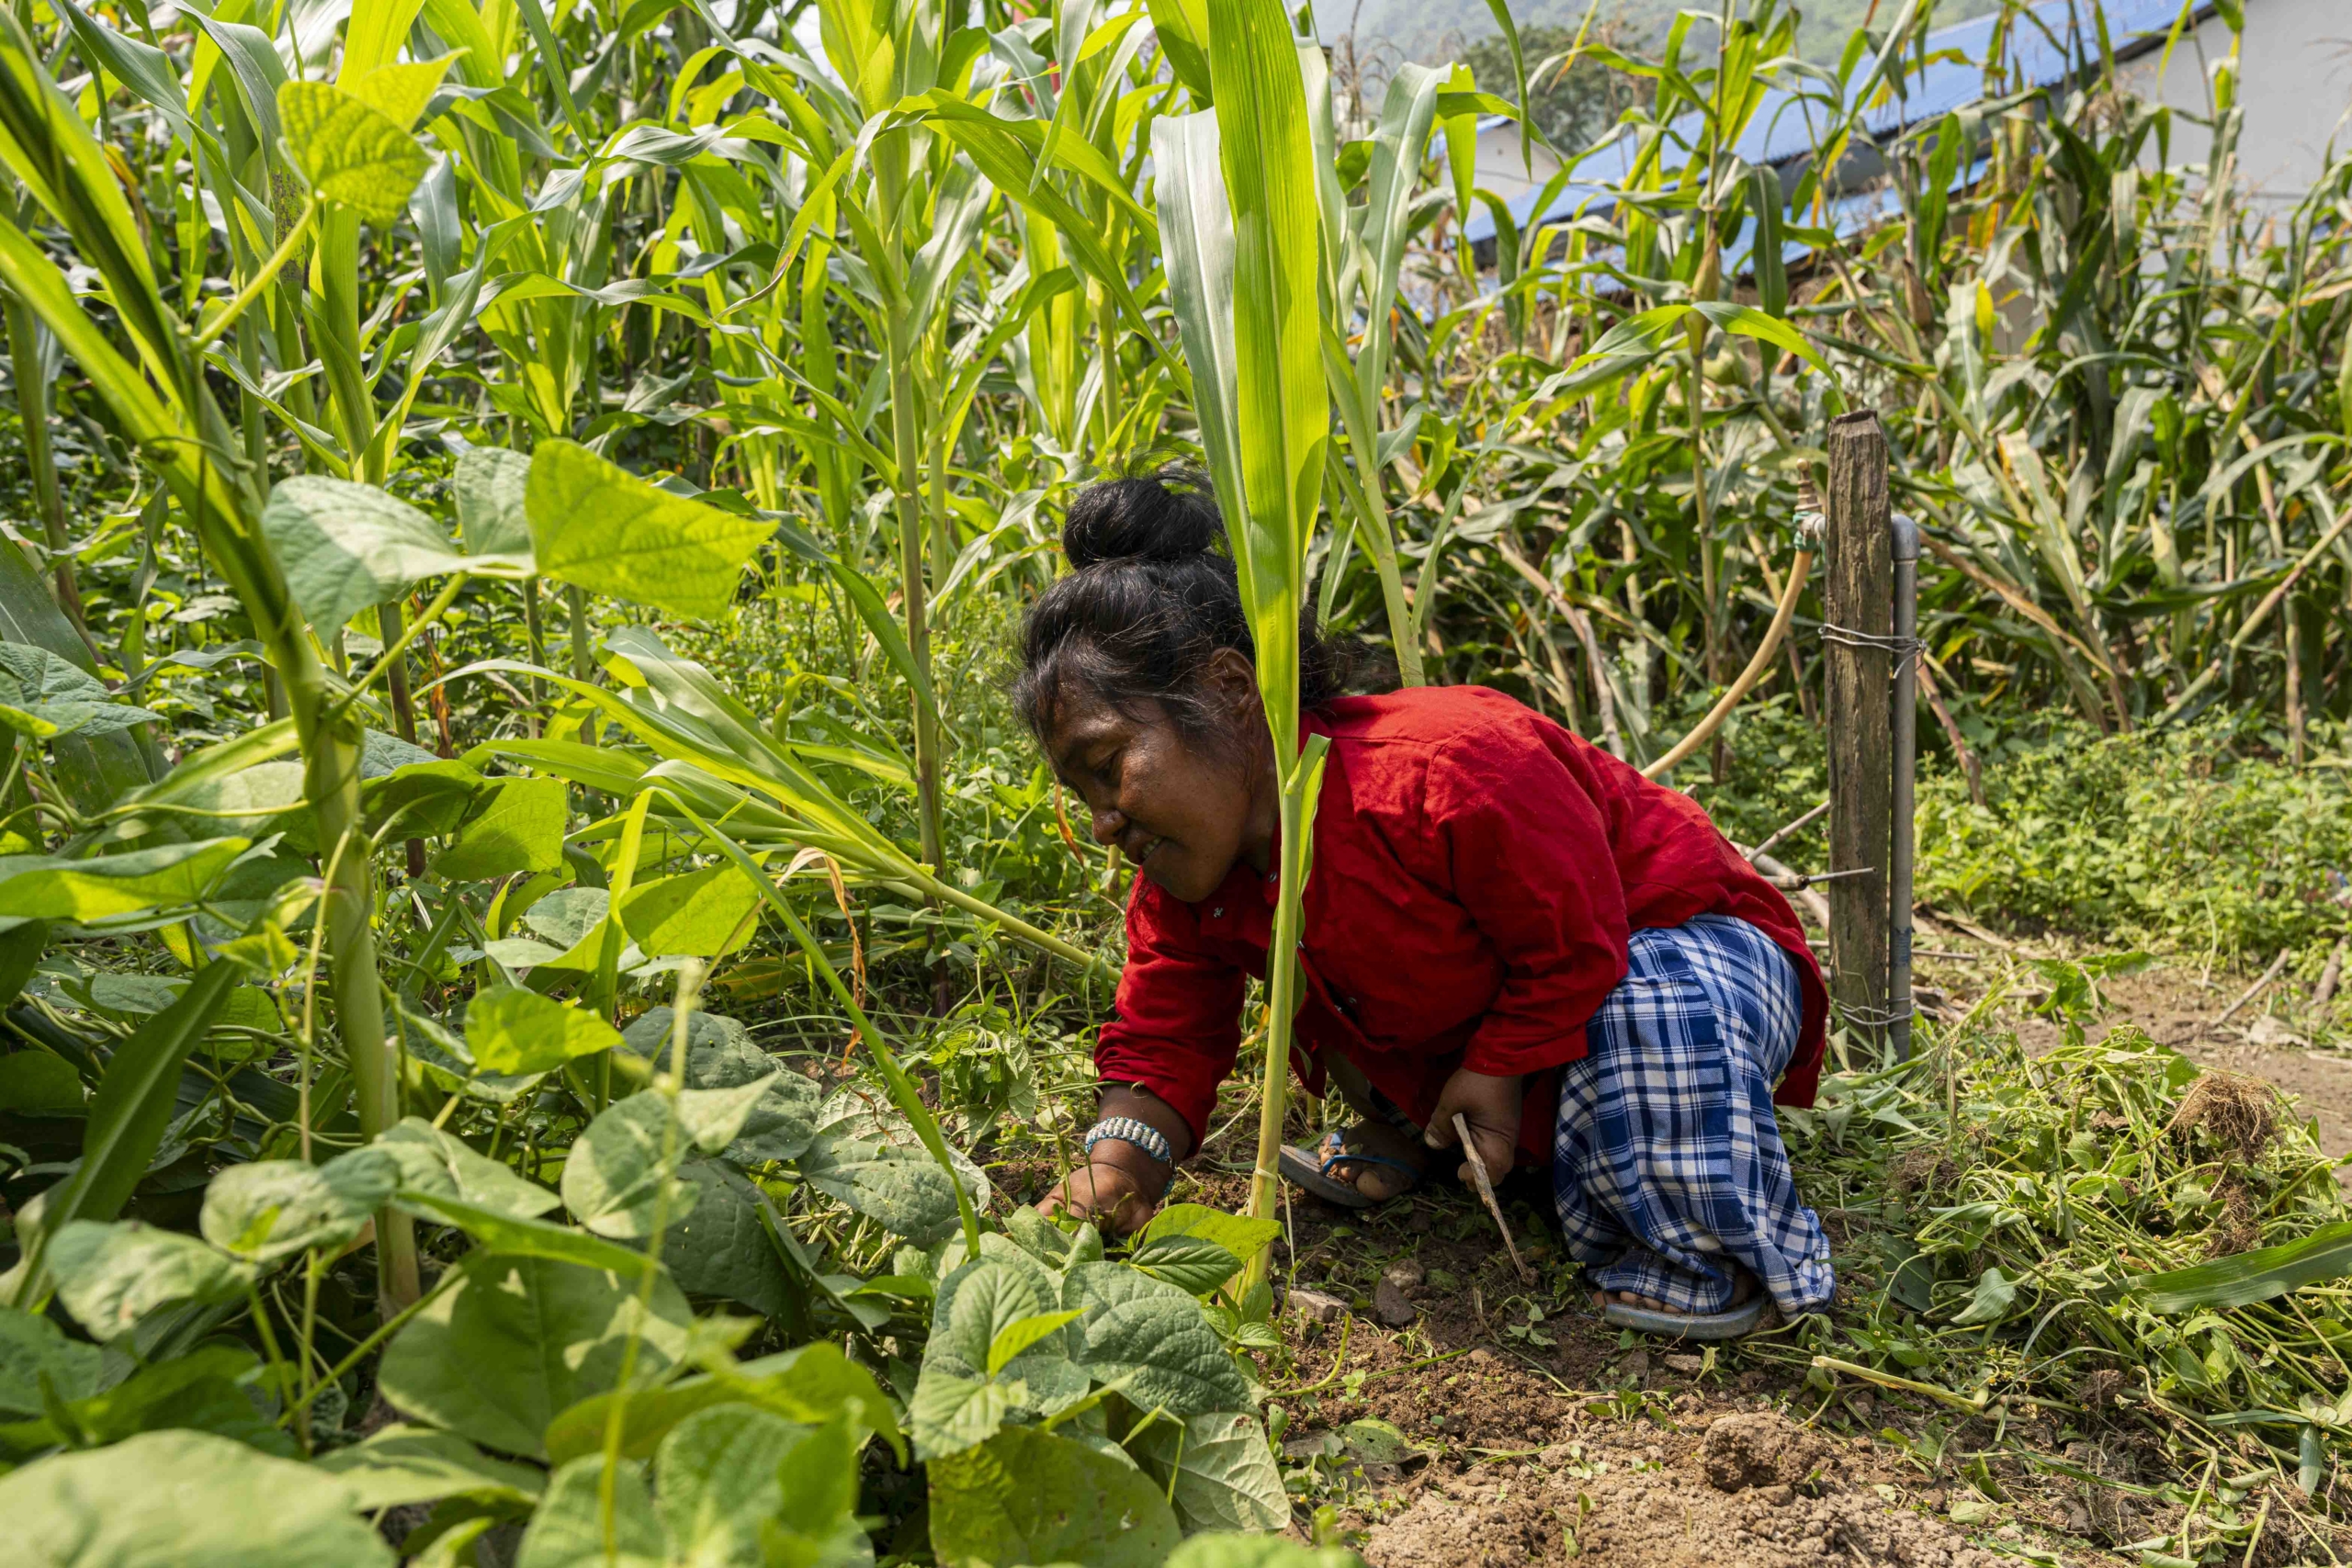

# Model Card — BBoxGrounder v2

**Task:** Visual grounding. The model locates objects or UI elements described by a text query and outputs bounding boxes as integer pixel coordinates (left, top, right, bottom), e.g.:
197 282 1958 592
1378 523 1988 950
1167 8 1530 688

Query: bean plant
0 0 2345 1560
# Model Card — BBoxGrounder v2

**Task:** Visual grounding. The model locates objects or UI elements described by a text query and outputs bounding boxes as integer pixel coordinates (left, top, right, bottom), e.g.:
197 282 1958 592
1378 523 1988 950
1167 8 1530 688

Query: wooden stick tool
1452 1113 1535 1285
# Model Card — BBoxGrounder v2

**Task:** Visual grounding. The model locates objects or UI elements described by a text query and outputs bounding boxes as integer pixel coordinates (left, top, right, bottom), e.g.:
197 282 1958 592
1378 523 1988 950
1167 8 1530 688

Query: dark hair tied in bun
1014 465 1346 748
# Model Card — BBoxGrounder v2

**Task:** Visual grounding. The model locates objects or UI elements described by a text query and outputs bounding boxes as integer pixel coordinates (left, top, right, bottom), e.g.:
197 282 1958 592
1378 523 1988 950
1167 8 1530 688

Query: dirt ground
1151 931 2352 1568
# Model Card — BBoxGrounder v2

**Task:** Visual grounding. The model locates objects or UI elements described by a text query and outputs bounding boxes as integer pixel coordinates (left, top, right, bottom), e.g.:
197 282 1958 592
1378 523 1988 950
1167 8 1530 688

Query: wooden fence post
1825 410 1893 1055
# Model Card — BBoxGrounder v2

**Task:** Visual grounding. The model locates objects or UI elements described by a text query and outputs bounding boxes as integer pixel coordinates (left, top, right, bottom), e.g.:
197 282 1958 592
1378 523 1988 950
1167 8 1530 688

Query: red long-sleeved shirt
1094 685 1827 1168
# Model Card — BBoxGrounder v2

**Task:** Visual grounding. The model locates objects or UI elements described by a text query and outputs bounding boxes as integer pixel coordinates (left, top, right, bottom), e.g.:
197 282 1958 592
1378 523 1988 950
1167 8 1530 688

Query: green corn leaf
1144 0 1214 103
2131 1222 2352 1314
277 81 431 224
32 963 237 1247
1204 0 1326 765
1690 300 1829 374
1153 111 1250 549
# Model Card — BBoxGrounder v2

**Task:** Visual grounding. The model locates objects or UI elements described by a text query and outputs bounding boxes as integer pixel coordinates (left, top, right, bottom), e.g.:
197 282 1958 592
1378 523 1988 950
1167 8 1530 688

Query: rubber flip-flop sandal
1600 1294 1767 1342
1278 1131 1421 1209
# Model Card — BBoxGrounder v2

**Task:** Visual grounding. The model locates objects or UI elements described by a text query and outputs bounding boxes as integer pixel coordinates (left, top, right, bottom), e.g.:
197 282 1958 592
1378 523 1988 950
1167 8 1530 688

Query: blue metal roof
1464 0 2213 245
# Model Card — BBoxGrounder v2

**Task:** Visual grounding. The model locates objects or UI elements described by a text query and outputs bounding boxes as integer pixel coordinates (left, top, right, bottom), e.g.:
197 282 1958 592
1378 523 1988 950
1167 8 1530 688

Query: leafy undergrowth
1910 717 2352 973
1165 974 2352 1565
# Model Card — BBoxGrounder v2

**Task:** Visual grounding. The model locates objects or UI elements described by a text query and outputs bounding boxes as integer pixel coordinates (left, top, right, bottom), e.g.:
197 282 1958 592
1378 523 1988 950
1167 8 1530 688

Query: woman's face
1042 654 1272 904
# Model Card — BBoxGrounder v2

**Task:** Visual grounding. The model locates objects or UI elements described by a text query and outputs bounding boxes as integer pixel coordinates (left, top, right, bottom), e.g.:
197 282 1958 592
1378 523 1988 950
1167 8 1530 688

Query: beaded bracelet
1085 1115 1175 1195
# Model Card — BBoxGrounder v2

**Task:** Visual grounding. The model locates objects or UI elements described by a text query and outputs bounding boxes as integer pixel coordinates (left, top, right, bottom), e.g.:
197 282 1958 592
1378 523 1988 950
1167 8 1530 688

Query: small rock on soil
1373 1277 1419 1326
1288 1287 1347 1325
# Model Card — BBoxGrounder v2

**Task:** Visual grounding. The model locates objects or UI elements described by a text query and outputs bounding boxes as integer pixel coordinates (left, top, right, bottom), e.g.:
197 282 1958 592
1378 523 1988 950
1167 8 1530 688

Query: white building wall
2118 0 2352 206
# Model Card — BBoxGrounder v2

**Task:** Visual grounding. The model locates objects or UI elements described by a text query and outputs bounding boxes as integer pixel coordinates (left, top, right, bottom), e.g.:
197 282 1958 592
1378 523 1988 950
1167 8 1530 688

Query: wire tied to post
1815 621 1926 671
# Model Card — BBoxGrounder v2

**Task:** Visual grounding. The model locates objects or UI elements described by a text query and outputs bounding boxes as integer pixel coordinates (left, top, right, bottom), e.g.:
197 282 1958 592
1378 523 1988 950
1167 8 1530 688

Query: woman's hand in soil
1421 1066 1524 1186
1036 1161 1159 1235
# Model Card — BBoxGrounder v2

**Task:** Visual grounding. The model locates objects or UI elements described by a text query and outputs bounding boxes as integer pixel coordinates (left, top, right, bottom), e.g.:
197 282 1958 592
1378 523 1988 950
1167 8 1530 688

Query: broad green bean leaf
1951 1265 2017 1325
913 1258 1087 1458
1338 1417 1414 1464
544 1342 898 1465
519 884 608 948
1001 1204 1074 1265
0 1303 101 1416
927 1257 1059 1374
277 80 431 223
526 439 773 619
84 973 183 1014
660 1159 793 1318
16 1344 287 1455
908 1371 1021 1461
0 915 44 1010
676 1077 775 1151
480 936 566 968
1127 1233 1243 1296
513 1455 662 1568
0 642 161 738
395 1190 661 1277
158 761 305 835
199 1146 399 1262
362 728 439 776
0 1428 393 1567
622 1008 820 1163
798 1134 967 1247
47 1220 255 1341
311 1423 545 1510
1134 1411 1288 1534
658 1406 865 1568
1136 1202 1282 1262
364 758 489 840
346 53 461 131
814 1084 995 1210
1061 1261 1251 1415
927 1426 1179 1568
432 775 567 882
0 1049 82 1114
655 1405 805 1563
378 1251 690 1460
452 445 536 561
617 863 763 957
0 838 246 920
376 1116 559 1217
465 986 621 1076
1166 1537 1366 1568
260 476 469 636
562 1090 695 1238
562 1083 765 1238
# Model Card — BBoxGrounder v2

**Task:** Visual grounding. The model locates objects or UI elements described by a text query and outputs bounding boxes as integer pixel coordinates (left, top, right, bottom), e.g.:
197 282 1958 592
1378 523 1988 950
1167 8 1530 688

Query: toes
1354 1165 1406 1201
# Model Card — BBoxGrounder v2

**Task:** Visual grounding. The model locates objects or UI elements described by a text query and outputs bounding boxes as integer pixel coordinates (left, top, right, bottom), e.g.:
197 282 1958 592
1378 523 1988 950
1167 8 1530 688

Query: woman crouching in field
1023 469 1834 1338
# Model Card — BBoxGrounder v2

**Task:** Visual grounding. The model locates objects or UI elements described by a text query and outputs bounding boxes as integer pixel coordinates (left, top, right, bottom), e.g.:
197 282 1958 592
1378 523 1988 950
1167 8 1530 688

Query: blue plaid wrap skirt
1553 913 1835 1316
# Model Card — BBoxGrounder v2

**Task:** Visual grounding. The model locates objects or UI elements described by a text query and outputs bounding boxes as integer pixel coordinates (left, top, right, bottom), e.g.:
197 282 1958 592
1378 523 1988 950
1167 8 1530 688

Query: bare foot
1322 1122 1430 1202
1590 1271 1758 1315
